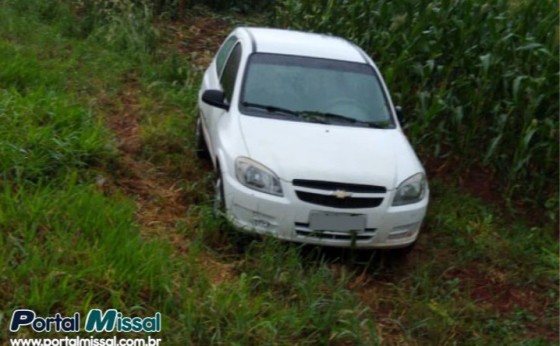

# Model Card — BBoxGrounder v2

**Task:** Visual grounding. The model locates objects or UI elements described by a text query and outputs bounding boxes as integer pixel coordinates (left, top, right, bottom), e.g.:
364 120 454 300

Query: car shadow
217 226 415 277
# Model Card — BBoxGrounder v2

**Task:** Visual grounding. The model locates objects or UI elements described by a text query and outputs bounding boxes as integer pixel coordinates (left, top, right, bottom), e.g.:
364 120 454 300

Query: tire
213 168 226 219
196 116 210 160
389 240 416 259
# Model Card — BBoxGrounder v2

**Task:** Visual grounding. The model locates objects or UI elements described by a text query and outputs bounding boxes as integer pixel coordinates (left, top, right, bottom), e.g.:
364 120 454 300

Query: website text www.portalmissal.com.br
10 336 161 346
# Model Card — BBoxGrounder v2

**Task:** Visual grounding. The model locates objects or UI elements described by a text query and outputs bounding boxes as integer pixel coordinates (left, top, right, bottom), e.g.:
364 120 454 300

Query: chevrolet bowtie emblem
332 190 352 199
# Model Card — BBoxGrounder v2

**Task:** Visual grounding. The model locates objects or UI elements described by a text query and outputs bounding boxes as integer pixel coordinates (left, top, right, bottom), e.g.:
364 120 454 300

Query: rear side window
216 36 237 77
220 43 242 102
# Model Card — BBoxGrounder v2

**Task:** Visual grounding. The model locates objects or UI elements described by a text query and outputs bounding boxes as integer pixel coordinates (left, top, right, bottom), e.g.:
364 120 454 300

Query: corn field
273 0 558 214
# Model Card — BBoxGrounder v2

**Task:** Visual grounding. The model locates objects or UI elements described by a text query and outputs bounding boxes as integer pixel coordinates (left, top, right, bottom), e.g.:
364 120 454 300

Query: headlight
235 157 283 196
392 173 427 206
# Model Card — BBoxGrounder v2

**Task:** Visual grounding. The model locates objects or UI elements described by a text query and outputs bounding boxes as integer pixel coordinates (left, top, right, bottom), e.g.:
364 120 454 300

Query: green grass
0 180 173 309
0 0 557 345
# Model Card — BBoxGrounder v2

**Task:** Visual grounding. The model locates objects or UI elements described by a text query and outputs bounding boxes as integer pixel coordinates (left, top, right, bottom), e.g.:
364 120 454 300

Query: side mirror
202 89 229 110
395 106 404 124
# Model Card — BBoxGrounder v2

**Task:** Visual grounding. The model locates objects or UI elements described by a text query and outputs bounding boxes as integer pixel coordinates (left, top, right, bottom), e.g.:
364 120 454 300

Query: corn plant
274 0 559 216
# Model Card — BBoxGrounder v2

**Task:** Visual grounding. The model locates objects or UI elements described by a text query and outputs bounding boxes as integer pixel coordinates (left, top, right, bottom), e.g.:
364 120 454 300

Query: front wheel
389 240 416 259
196 116 210 160
213 169 226 219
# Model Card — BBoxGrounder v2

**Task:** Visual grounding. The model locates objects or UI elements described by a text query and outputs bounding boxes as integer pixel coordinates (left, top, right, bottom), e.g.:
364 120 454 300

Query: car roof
237 27 367 64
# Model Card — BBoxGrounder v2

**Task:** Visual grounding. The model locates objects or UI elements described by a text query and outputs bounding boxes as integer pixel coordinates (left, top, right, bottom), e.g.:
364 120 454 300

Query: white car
197 27 429 250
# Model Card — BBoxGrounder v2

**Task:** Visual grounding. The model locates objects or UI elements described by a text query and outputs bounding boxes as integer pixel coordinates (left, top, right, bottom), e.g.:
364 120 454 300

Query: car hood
239 116 423 190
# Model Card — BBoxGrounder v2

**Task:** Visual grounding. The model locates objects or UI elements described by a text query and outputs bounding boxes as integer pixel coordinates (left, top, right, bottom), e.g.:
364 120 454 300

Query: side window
215 36 237 78
220 43 242 102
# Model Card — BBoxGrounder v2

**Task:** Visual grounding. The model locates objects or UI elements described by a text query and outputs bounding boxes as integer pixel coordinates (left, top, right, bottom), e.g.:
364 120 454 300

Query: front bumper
222 172 428 249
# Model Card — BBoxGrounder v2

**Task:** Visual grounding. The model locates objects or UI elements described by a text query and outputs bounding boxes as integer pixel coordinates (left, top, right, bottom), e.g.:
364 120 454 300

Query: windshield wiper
241 101 300 117
299 110 389 128
242 103 389 128
241 102 329 124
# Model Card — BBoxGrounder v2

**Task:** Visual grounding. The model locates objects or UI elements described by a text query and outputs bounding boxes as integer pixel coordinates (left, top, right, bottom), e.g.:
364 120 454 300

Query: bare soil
99 73 236 285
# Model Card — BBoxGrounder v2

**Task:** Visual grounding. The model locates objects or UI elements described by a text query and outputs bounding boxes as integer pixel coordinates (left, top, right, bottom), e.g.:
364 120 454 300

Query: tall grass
0 88 109 182
74 0 158 54
3 0 158 55
274 0 559 216
0 180 174 311
150 0 272 16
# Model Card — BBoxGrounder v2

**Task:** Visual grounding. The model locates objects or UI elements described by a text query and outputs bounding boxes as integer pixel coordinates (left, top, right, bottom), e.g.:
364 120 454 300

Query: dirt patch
161 15 230 69
443 267 558 342
98 74 236 285
425 156 503 208
425 155 556 231
342 245 558 344
100 78 187 234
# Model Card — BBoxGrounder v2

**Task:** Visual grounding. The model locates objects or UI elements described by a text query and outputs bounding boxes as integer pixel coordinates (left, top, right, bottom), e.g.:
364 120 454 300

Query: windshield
239 53 395 128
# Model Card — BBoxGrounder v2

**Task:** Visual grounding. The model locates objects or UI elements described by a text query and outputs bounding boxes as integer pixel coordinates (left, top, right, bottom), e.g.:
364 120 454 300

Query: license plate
309 212 366 232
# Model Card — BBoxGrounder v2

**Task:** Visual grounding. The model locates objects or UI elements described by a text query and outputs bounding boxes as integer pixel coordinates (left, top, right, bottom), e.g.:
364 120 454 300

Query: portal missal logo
10 309 161 333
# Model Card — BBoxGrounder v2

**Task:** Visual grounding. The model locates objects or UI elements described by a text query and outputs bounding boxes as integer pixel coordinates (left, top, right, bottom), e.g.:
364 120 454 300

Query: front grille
292 179 386 193
296 191 382 209
295 222 377 241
